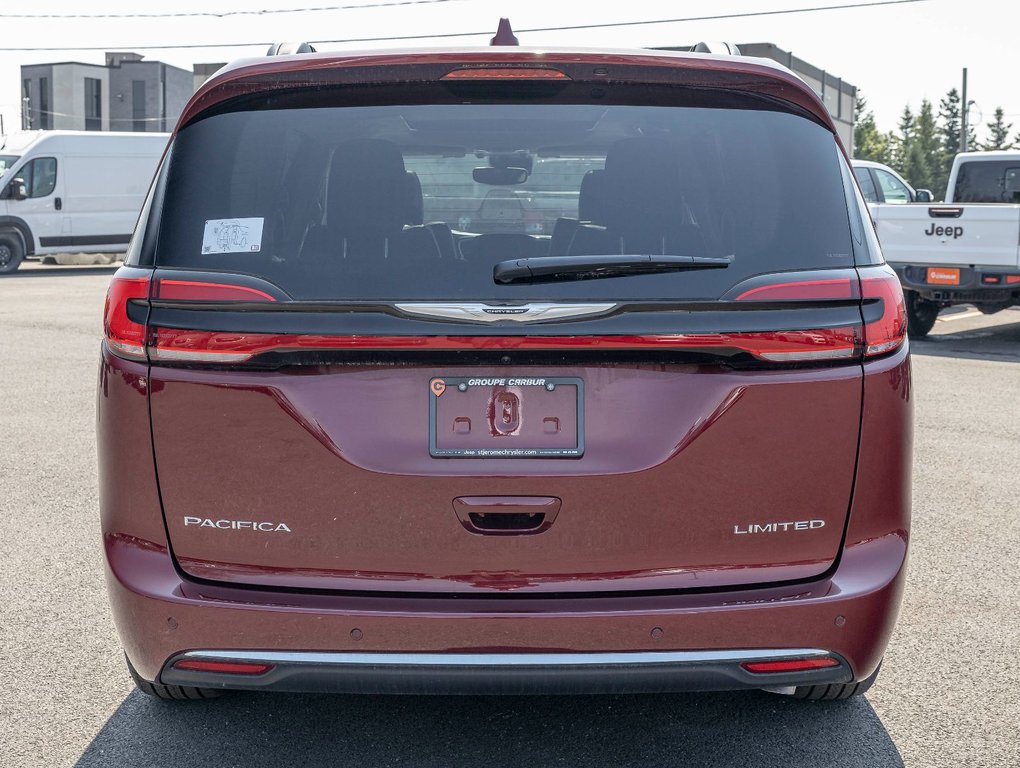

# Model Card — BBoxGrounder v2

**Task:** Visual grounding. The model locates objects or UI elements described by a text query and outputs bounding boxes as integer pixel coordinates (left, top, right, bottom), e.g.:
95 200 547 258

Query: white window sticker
202 218 264 254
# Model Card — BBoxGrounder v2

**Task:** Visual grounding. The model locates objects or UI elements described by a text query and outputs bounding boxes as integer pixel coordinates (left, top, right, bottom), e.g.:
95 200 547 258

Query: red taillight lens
741 657 841 674
146 330 861 365
172 659 274 675
859 265 907 357
735 277 856 301
156 279 276 302
131 271 899 366
734 268 907 360
733 272 860 361
104 275 279 361
103 274 150 360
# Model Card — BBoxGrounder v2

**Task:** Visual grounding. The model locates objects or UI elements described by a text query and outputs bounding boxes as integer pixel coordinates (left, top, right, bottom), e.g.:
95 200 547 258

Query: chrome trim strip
176 648 832 667
149 348 253 363
758 348 857 362
393 302 618 324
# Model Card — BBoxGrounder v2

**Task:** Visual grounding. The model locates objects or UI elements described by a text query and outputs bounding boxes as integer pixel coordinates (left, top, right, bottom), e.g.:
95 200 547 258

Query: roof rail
266 42 317 56
692 42 741 55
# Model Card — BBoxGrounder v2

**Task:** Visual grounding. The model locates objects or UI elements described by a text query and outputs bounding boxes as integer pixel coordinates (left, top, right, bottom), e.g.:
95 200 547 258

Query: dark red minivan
98 41 911 702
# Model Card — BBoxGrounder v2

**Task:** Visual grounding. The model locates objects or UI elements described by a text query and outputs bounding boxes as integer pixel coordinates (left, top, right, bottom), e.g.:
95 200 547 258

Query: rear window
157 101 853 301
953 160 1020 203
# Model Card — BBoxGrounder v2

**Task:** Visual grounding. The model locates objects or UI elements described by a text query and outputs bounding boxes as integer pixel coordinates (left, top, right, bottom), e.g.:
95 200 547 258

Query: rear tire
126 655 222 701
790 661 882 701
905 292 939 338
0 233 24 274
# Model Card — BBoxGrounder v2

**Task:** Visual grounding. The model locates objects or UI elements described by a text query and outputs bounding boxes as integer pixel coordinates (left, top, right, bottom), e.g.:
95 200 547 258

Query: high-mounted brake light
741 657 840 674
442 68 570 80
859 265 906 357
172 659 274 675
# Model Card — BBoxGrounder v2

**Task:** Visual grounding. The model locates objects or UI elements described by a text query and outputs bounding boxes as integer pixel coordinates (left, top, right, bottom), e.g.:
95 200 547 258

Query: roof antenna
490 18 519 46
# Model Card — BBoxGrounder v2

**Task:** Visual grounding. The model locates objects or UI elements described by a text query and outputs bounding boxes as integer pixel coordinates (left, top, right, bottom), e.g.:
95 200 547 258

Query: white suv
852 159 932 204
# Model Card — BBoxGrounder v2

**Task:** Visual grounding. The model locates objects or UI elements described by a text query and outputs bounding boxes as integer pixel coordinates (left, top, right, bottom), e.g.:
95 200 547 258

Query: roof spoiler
266 42 317 56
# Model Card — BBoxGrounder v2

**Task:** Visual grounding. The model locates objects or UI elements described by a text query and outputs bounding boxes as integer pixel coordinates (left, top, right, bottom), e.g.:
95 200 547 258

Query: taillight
156 279 276 302
741 657 841 674
734 268 907 360
859 265 907 357
104 273 277 361
734 271 860 361
102 272 151 360
735 277 856 301
146 329 861 365
111 270 907 366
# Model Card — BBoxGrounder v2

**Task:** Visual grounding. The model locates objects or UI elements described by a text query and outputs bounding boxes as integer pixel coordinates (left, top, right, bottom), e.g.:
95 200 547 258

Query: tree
982 108 1014 150
853 95 891 163
899 100 939 192
938 88 962 159
935 88 976 197
909 98 938 191
886 105 914 174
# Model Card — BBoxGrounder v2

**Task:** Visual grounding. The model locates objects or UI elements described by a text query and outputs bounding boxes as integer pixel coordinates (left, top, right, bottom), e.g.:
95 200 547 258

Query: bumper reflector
172 659 275 675
741 657 840 674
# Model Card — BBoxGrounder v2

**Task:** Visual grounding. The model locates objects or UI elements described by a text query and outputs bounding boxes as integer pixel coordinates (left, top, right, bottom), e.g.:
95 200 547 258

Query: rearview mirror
473 166 529 185
914 189 933 203
6 178 27 200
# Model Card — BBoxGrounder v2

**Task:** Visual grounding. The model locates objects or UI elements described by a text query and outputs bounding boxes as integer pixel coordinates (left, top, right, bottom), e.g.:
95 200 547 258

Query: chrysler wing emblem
393 302 618 324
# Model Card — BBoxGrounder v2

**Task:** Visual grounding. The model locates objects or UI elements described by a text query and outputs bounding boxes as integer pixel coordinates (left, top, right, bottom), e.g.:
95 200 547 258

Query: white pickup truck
865 151 1020 337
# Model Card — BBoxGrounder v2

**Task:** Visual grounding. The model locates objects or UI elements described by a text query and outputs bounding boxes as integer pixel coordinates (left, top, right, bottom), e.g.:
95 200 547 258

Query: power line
0 0 461 20
317 0 933 43
0 0 931 52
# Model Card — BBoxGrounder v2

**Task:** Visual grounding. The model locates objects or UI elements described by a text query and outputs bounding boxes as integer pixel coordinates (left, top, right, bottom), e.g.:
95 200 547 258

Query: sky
1 0 1018 143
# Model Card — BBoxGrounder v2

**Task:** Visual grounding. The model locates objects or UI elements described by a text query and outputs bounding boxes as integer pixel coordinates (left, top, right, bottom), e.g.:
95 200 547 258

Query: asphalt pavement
1 267 1017 767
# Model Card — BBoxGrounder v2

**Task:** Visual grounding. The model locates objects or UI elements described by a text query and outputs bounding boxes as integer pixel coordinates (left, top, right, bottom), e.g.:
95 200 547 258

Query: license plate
927 267 960 285
429 376 584 458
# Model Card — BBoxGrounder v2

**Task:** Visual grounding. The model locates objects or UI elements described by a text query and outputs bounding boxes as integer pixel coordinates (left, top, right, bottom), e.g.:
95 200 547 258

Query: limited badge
430 378 446 397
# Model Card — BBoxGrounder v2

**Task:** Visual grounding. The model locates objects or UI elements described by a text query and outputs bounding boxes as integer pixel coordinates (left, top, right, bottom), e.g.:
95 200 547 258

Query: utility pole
961 67 969 153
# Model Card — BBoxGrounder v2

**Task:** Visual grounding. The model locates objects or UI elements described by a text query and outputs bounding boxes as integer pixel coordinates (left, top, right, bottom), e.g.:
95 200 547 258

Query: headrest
404 171 424 226
578 169 608 223
603 138 684 232
327 139 408 234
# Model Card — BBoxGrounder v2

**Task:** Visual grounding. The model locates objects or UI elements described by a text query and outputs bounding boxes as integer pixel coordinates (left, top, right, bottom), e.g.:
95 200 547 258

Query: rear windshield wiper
493 254 731 285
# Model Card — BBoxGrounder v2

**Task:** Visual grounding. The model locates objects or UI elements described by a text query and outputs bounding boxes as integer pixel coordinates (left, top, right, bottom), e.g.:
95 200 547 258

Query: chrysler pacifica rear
98 45 911 701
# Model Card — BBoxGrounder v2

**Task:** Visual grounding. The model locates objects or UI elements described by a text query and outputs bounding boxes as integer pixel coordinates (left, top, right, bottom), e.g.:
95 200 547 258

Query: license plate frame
429 376 584 458
927 267 961 285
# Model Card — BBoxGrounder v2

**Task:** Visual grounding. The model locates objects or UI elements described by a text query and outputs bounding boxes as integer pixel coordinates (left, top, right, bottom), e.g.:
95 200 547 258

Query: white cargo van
0 131 168 273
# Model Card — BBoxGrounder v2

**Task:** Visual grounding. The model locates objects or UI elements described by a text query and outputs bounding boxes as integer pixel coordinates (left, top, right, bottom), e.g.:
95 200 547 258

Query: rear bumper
161 649 851 695
105 531 907 694
891 262 1020 305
